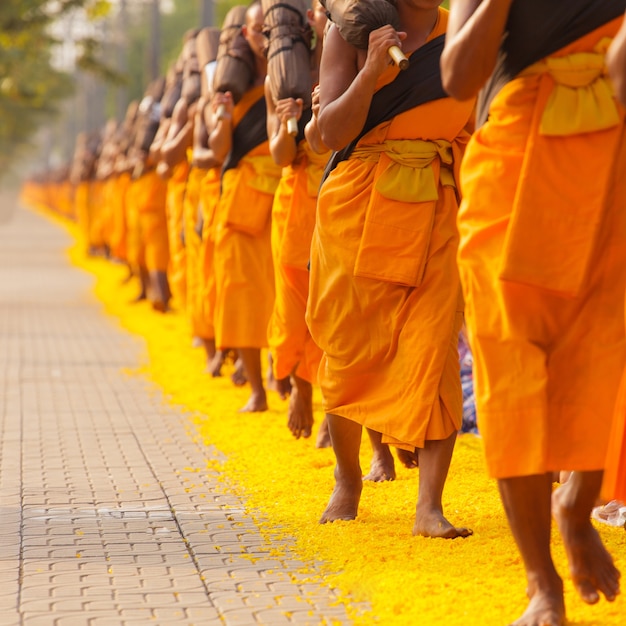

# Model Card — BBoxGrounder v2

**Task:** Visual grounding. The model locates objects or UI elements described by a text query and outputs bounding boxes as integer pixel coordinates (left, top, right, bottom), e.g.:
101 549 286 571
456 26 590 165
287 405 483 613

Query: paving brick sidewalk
0 201 355 625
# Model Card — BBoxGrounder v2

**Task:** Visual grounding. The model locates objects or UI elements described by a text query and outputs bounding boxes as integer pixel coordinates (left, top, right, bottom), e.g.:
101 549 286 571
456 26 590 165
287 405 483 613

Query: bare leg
498 474 565 626
316 415 331 448
559 470 572 484
320 413 363 523
552 470 621 604
200 338 216 369
238 347 267 412
363 429 396 482
275 376 292 400
266 352 292 397
150 270 171 313
287 375 314 439
131 266 149 302
208 350 225 376
413 431 473 538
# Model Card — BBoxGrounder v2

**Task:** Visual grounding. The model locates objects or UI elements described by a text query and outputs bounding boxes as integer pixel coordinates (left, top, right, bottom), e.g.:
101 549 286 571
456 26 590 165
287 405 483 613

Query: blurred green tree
0 0 117 174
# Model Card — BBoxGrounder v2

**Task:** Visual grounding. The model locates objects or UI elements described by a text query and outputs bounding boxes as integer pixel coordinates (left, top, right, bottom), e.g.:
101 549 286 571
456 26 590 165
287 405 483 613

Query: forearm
269 121 297 167
208 120 232 164
161 122 193 168
304 116 328 155
441 0 513 101
191 145 222 169
318 66 378 150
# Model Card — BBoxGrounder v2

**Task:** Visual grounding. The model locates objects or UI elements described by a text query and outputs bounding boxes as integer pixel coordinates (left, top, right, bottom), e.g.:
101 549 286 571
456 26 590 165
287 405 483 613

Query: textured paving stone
0 202 357 624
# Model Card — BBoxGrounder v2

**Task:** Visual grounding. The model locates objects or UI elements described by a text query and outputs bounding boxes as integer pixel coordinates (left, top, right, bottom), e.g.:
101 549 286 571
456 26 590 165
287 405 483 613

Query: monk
442 2 626 624
150 59 190 309
162 32 219 363
129 78 171 312
185 95 220 368
194 98 225 375
195 31 229 378
124 147 150 303
70 132 102 257
264 0 330 441
94 119 121 259
306 0 474 535
108 104 139 268
603 11 626 507
209 0 283 412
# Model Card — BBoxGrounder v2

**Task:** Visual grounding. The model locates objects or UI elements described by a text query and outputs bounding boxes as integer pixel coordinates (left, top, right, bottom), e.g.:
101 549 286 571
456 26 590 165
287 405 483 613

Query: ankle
526 570 564 598
334 465 363 488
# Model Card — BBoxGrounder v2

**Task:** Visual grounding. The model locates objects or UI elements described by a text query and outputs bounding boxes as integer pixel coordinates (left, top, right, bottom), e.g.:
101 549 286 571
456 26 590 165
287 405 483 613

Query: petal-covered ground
59 216 625 626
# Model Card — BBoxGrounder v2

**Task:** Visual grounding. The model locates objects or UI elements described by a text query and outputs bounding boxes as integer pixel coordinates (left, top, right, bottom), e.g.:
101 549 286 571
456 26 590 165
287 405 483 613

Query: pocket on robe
499 73 624 297
221 163 278 237
354 153 437 287
279 166 317 270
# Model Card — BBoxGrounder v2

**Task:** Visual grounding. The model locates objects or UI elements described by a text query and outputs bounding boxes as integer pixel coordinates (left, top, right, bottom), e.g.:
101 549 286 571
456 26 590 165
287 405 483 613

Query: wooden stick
388 45 409 70
286 117 298 136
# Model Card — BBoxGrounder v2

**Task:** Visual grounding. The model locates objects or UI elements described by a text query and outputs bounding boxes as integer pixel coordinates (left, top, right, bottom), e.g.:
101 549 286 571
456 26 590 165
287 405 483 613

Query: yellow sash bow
521 38 620 135
351 138 455 203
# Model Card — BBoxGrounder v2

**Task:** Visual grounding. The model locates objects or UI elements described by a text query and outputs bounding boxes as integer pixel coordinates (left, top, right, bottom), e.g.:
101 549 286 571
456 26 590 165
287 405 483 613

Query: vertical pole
201 0 214 27
150 0 161 80
115 0 128 121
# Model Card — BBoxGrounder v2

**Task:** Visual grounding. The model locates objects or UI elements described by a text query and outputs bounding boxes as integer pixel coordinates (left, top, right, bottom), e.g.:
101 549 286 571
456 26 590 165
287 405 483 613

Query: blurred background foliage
0 0 239 177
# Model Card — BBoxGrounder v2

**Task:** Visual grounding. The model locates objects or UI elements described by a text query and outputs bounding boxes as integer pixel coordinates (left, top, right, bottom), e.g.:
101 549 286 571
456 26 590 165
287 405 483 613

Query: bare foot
316 416 331 448
151 299 168 313
413 508 473 539
287 376 313 439
200 338 216 369
266 353 281 394
238 390 268 413
552 486 621 604
230 358 247 387
319 475 363 523
364 445 396 482
396 447 419 469
509 586 565 626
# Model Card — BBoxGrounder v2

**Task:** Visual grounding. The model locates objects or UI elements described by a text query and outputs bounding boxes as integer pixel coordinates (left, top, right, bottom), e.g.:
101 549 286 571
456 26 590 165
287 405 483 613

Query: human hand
311 84 321 119
212 91 233 121
363 25 407 78
275 97 303 135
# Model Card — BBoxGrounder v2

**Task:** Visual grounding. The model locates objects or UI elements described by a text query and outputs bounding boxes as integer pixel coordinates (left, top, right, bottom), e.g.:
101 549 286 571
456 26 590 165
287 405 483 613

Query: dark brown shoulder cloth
477 0 626 126
221 94 269 176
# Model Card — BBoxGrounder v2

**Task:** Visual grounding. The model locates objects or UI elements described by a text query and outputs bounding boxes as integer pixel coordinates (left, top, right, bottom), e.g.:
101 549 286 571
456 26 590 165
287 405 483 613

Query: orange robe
99 177 116 253
89 179 107 251
603 352 626 502
213 86 282 349
457 19 626 478
306 12 473 449
198 167 222 343
184 165 213 339
60 180 74 219
125 177 147 272
135 169 169 272
109 172 131 262
166 161 190 308
268 141 328 383
74 180 91 248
